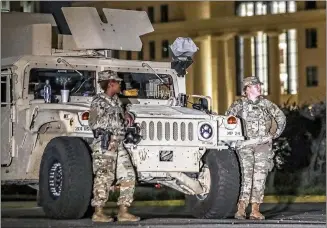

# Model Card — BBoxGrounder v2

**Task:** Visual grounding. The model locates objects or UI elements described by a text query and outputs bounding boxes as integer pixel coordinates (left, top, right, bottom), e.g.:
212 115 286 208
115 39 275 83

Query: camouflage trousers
237 140 274 205
91 136 136 208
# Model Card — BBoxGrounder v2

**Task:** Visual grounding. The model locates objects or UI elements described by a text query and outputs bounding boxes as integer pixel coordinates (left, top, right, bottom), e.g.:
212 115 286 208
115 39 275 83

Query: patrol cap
243 76 263 88
97 70 123 82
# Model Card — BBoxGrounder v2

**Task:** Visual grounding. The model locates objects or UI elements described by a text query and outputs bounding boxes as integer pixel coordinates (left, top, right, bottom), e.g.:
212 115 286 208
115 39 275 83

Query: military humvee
1 7 244 220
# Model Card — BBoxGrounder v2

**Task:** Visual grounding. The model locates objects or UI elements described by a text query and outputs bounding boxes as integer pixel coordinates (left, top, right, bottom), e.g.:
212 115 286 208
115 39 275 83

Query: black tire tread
39 136 93 219
186 149 240 219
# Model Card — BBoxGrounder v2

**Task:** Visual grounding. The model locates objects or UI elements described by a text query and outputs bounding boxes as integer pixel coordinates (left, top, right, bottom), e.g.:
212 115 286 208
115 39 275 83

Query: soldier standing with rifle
88 70 140 223
225 76 286 220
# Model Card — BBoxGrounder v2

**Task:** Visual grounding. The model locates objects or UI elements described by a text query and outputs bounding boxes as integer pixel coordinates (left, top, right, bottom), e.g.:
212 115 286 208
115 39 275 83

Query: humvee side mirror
200 98 208 110
192 98 209 113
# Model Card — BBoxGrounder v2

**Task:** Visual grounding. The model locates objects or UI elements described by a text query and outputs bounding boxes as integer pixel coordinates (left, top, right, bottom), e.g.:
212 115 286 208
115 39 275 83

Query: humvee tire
185 149 240 219
39 136 93 219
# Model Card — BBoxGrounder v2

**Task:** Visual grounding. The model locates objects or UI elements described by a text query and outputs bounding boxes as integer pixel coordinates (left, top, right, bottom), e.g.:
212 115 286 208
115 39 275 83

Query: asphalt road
1 201 326 228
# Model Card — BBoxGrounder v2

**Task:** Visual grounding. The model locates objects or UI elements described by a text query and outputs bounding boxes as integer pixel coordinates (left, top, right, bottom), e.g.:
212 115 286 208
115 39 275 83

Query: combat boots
249 203 265 220
92 207 114 222
117 205 140 222
234 200 247 219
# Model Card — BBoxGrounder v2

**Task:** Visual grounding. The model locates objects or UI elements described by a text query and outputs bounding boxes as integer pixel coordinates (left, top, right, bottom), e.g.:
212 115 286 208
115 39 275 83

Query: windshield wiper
57 58 83 77
56 58 90 94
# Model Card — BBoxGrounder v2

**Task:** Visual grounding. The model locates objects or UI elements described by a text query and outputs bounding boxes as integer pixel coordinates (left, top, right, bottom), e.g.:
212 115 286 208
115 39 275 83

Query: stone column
183 1 210 104
192 35 213 98
267 31 281 105
213 33 236 114
210 38 219 113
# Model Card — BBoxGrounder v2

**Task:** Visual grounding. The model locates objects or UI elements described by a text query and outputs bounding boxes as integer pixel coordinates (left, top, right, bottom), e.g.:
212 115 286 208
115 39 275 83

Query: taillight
227 116 237 124
81 111 89 120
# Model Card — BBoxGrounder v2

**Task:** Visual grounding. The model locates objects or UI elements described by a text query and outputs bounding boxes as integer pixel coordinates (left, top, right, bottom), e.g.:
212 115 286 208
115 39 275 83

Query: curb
2 195 325 208
105 196 326 207
263 195 326 203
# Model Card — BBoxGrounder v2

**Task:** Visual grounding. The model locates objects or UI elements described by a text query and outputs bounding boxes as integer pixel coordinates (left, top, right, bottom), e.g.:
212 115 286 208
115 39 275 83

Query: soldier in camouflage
88 70 140 223
225 76 286 220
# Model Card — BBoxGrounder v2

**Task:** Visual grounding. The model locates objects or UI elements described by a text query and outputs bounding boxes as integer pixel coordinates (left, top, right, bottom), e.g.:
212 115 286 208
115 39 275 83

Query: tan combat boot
249 203 265 220
234 200 247 219
117 205 140 222
92 207 114 222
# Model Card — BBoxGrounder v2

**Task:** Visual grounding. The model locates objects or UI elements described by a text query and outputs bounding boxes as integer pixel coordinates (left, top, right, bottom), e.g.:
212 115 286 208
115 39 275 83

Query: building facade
4 1 326 113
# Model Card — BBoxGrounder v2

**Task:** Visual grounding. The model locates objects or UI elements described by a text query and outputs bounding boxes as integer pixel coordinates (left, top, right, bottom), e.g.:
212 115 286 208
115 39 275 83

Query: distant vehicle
1 7 244 220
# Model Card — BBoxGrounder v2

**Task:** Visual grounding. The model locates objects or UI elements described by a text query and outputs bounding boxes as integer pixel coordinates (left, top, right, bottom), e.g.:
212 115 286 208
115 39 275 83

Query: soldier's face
246 83 261 97
108 80 121 93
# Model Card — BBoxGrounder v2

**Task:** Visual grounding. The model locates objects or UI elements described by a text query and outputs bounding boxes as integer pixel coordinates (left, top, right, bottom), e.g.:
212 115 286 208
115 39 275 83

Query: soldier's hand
124 112 134 127
268 132 275 139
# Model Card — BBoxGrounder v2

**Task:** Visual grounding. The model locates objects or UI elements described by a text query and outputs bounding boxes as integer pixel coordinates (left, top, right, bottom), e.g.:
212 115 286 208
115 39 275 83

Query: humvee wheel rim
195 193 208 201
49 162 63 199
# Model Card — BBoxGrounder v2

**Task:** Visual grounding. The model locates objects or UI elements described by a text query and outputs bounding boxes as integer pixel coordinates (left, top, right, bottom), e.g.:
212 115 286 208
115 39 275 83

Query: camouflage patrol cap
97 70 122 82
243 76 263 88
242 76 263 96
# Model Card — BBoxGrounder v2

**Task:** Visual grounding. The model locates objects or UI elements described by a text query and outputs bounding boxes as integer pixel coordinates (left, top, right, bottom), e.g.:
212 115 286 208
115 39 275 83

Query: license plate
75 126 91 132
227 131 241 136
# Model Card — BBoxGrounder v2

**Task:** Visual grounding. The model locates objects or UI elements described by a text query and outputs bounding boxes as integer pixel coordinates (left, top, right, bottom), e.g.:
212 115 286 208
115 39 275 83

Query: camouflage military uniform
88 70 139 222
89 92 136 208
225 76 286 220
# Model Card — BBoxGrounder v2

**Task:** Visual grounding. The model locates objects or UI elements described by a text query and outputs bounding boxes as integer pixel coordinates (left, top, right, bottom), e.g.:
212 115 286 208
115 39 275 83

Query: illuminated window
235 1 269 95
277 30 298 94
235 1 297 95
288 29 297 94
255 32 269 95
271 2 298 94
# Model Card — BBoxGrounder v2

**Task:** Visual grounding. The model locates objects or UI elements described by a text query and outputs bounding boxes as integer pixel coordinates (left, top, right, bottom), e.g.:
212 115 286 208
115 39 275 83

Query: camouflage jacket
225 96 286 140
88 93 125 136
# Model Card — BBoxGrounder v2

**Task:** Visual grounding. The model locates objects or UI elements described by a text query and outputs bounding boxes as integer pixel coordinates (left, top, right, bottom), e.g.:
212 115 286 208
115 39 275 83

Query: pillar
211 38 219 113
267 31 281 105
214 33 236 114
183 1 210 100
192 35 213 99
183 2 210 20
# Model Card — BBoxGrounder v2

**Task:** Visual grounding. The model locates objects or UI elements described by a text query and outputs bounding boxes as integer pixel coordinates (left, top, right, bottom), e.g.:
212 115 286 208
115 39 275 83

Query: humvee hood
128 104 209 119
33 102 91 112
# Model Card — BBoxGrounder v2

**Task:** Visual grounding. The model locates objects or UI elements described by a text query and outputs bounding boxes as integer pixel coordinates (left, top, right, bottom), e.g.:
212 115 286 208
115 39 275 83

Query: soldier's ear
107 80 113 88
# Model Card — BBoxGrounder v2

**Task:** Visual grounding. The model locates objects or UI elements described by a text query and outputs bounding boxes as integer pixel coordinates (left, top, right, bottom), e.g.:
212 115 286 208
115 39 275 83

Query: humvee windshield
117 72 174 100
29 68 96 98
28 68 174 100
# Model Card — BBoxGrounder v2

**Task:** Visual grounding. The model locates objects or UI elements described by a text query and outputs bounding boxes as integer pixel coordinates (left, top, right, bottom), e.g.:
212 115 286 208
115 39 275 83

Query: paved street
1 201 325 228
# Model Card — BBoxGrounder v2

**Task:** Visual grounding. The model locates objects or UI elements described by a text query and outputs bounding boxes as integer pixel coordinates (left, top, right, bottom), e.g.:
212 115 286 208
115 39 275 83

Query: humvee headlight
224 115 238 130
198 123 213 141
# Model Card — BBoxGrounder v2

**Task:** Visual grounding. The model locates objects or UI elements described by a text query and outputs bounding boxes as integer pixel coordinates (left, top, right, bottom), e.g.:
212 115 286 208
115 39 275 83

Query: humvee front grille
140 120 194 141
